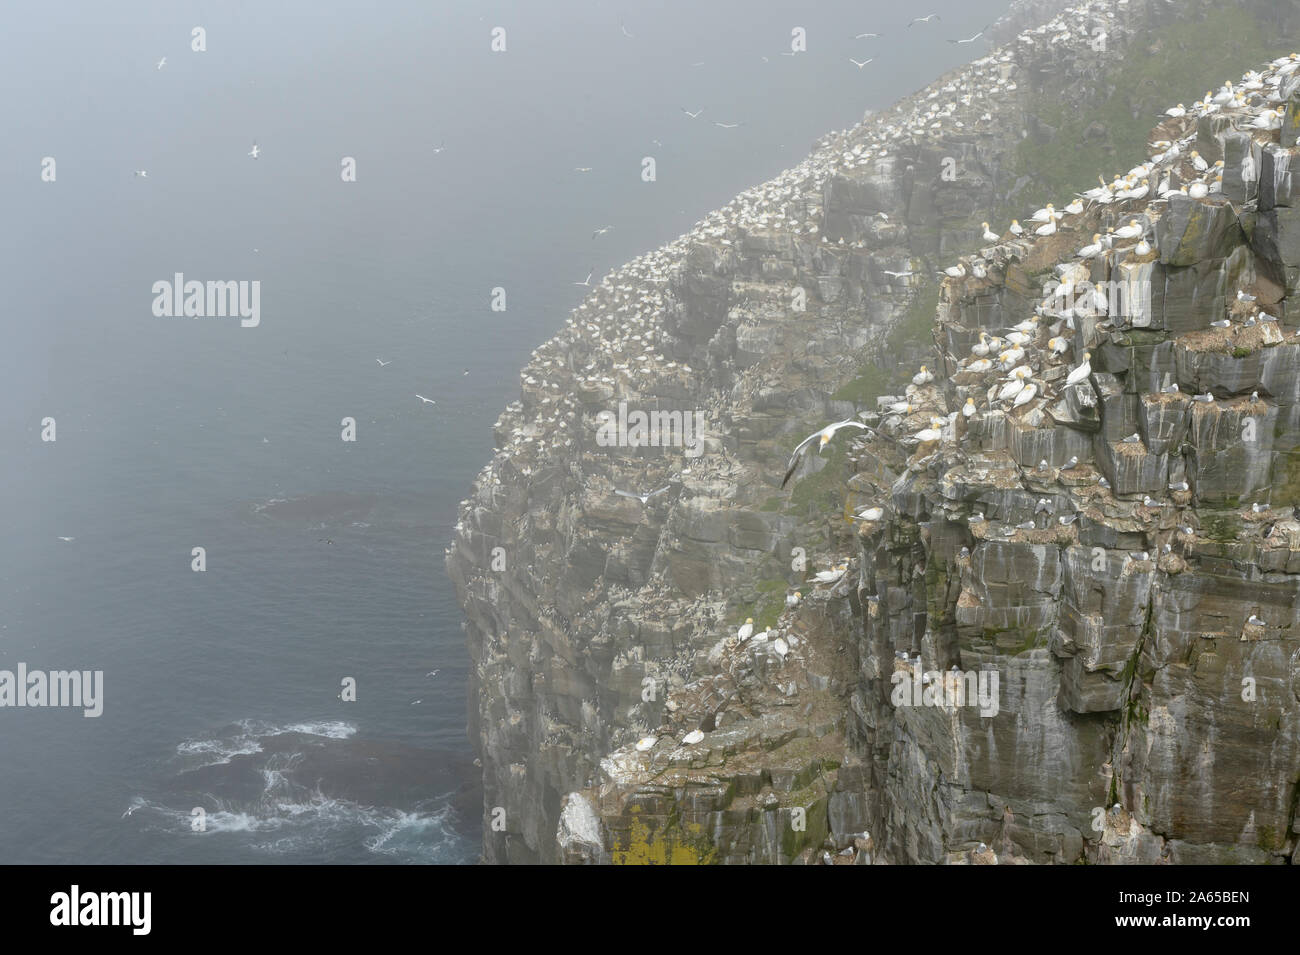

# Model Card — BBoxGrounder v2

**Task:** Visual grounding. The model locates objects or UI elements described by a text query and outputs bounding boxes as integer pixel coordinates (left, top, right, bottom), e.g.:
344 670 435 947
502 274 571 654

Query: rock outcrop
449 0 1300 863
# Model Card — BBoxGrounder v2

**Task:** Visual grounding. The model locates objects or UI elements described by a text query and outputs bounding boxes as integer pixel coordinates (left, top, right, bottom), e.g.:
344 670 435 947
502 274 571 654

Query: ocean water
0 0 1009 863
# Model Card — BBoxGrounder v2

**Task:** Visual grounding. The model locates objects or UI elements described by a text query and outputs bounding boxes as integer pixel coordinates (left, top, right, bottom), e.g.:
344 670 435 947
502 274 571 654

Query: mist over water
0 0 1008 863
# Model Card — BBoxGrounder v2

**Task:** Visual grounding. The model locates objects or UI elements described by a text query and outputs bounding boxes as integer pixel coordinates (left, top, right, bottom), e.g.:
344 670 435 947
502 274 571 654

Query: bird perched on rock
1012 383 1038 408
1065 352 1092 387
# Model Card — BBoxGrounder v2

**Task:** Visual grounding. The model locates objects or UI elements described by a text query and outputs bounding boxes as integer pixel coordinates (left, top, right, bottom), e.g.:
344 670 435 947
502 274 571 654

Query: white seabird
781 420 871 488
614 486 673 505
1065 353 1092 387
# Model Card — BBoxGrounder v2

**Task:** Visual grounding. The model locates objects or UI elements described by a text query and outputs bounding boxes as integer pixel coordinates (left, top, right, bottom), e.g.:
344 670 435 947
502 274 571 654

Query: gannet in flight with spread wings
781 420 871 488
614 486 673 505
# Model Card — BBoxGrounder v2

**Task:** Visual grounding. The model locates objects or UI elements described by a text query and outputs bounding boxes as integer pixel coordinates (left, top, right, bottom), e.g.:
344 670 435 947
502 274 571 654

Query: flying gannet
614 486 673 505
781 420 871 488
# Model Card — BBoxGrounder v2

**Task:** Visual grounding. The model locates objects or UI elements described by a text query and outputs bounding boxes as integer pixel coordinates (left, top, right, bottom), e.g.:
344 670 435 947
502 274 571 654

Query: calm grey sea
0 0 1008 863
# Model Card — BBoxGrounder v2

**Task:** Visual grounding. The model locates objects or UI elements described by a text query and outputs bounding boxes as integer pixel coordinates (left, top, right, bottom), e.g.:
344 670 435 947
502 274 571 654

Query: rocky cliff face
448 0 1300 863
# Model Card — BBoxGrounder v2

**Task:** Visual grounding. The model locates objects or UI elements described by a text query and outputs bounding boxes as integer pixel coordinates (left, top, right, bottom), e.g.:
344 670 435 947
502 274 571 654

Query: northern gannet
614 486 673 505
1064 353 1091 387
781 420 872 488
849 58 874 69
415 394 436 405
907 14 940 27
997 369 1030 401
248 142 260 159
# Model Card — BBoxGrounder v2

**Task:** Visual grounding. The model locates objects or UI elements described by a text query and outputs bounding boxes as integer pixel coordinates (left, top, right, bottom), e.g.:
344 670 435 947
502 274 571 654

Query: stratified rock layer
450 0 1300 864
